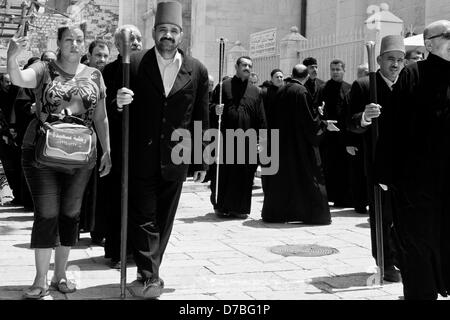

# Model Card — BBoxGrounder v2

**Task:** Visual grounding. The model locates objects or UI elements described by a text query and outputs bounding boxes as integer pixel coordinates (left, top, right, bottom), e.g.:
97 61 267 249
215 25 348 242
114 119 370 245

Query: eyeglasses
426 31 450 40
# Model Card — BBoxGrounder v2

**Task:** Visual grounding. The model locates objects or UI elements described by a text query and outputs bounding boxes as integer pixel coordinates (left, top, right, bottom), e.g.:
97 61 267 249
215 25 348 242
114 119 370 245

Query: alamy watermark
171 121 280 176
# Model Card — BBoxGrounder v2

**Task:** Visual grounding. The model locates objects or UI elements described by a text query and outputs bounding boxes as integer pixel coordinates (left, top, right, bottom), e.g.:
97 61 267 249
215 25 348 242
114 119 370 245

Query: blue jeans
22 148 93 248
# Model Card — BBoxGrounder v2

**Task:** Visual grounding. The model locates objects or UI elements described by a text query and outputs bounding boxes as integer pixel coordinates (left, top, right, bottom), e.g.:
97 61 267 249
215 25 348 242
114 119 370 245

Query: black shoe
355 207 368 214
109 260 121 269
229 212 249 220
142 278 164 299
214 209 229 218
384 266 401 283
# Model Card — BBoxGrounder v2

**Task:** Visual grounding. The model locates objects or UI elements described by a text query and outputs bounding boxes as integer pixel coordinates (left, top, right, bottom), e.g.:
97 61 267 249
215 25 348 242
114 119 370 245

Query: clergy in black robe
303 57 325 101
210 56 267 219
375 20 450 300
261 64 331 225
316 60 352 207
347 35 406 283
96 24 143 266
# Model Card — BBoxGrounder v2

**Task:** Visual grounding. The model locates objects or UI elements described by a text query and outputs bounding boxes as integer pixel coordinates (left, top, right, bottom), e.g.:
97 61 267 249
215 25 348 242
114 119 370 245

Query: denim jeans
22 148 93 248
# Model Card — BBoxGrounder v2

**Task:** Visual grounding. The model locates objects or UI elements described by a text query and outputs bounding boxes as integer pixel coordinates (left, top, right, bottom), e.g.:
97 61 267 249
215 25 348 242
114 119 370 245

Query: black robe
376 53 450 300
210 76 266 215
261 78 330 224
316 79 352 206
305 77 325 102
347 71 398 268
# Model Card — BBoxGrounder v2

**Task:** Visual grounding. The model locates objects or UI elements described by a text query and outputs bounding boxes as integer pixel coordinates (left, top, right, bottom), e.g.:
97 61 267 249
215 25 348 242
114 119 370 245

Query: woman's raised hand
7 26 29 59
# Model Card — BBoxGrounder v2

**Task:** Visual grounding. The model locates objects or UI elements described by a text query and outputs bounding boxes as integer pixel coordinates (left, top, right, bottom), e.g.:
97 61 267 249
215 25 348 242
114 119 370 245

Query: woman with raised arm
7 23 112 299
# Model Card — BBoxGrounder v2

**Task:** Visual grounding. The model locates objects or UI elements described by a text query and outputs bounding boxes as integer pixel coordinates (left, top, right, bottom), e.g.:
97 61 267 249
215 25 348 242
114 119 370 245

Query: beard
156 38 178 54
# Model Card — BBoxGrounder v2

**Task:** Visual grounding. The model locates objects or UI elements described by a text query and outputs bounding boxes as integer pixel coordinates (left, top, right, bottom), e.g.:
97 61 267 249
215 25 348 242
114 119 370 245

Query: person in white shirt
346 35 406 283
115 1 209 299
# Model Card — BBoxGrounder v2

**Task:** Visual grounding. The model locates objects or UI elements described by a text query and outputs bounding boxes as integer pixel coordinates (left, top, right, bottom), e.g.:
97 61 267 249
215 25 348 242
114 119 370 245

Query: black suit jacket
128 48 210 182
347 71 394 175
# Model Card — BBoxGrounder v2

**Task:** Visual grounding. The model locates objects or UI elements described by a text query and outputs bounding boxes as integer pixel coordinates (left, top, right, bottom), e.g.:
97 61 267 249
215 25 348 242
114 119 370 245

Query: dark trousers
129 175 183 281
22 148 93 248
366 172 397 268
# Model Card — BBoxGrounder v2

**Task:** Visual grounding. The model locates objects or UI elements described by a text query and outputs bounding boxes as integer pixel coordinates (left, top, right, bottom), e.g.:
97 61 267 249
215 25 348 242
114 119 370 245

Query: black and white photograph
0 0 449 312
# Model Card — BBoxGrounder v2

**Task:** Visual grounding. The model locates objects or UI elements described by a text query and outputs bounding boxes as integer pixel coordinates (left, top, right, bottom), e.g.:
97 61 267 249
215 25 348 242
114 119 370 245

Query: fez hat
380 35 405 56
154 1 183 30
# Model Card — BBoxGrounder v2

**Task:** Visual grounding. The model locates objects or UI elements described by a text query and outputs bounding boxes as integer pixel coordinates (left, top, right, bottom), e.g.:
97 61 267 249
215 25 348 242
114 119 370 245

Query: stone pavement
0 177 411 300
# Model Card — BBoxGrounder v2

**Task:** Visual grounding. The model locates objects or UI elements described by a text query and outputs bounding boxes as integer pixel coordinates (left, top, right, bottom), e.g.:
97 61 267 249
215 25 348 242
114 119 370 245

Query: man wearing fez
303 57 325 101
376 21 450 299
116 2 209 299
347 35 406 283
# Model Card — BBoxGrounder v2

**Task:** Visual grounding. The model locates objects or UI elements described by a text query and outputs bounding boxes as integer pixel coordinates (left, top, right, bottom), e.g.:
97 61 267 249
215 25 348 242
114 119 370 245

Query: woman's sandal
50 279 77 294
23 286 49 300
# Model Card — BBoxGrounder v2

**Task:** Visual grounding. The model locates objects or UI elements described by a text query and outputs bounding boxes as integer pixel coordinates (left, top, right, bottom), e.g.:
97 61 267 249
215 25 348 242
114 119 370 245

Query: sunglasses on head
426 31 450 40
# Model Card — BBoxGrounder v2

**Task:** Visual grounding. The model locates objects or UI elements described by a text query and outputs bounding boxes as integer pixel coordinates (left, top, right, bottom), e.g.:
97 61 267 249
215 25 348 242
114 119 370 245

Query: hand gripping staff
120 28 131 299
215 38 226 204
366 41 384 285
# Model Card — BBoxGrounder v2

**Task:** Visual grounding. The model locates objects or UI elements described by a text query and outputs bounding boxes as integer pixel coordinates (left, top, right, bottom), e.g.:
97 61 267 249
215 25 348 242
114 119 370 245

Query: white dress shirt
155 48 183 97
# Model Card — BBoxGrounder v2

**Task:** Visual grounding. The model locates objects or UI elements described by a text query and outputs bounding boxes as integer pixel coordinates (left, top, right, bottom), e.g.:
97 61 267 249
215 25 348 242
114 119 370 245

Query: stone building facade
119 0 450 84
1 1 450 79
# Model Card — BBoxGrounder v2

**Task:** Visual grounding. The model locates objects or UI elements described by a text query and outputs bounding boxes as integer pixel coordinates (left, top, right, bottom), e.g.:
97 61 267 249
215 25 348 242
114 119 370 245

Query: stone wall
191 0 302 83
425 0 450 25
306 0 426 38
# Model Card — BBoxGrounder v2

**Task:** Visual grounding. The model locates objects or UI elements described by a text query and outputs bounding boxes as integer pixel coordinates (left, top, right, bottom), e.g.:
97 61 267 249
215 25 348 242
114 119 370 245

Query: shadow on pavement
330 209 365 218
178 212 239 224
243 219 328 229
306 272 403 299
64 258 118 271
0 225 18 235
356 223 370 229
0 214 34 222
0 283 169 300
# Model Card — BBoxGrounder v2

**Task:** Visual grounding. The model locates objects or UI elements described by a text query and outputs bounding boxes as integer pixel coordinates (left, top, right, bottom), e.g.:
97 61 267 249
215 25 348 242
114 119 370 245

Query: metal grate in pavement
270 244 339 257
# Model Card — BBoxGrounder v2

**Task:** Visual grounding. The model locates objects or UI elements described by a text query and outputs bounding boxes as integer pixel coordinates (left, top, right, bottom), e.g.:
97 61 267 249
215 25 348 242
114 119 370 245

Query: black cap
303 57 318 67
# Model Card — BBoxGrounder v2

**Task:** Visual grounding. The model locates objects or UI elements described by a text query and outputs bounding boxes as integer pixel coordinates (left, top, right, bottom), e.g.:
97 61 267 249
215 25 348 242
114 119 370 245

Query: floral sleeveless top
22 60 106 149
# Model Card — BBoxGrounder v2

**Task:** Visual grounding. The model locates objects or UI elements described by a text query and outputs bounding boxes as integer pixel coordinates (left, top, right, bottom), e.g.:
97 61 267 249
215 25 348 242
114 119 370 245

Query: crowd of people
1 0 449 301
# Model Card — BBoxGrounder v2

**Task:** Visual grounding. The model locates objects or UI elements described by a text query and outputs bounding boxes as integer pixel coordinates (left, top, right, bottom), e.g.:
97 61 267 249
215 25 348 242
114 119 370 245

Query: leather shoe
142 278 164 299
214 209 229 218
384 265 401 283
136 271 164 288
229 212 248 220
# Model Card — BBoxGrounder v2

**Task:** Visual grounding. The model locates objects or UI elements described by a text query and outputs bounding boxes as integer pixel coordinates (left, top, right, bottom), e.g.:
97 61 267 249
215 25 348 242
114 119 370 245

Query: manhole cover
270 244 339 257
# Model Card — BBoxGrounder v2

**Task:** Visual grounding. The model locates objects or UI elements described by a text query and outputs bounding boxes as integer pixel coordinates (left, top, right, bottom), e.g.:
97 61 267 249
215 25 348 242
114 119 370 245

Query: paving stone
206 262 299 275
214 292 254 300
0 181 406 300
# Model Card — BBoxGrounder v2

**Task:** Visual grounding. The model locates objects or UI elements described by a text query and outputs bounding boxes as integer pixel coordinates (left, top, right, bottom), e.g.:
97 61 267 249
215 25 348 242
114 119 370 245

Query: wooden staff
215 38 225 204
366 41 384 285
120 28 131 299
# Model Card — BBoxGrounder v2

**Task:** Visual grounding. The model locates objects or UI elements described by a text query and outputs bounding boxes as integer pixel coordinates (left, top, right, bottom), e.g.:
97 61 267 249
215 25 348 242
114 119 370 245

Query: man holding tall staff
116 1 209 299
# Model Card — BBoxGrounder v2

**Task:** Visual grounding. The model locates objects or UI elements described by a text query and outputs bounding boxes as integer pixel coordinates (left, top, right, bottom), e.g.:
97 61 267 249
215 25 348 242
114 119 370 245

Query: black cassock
261 78 330 225
316 79 352 206
210 76 266 215
376 53 450 300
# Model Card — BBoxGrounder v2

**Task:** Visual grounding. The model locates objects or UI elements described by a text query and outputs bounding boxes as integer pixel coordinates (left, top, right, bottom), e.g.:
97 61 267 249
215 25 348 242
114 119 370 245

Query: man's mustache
160 37 175 43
